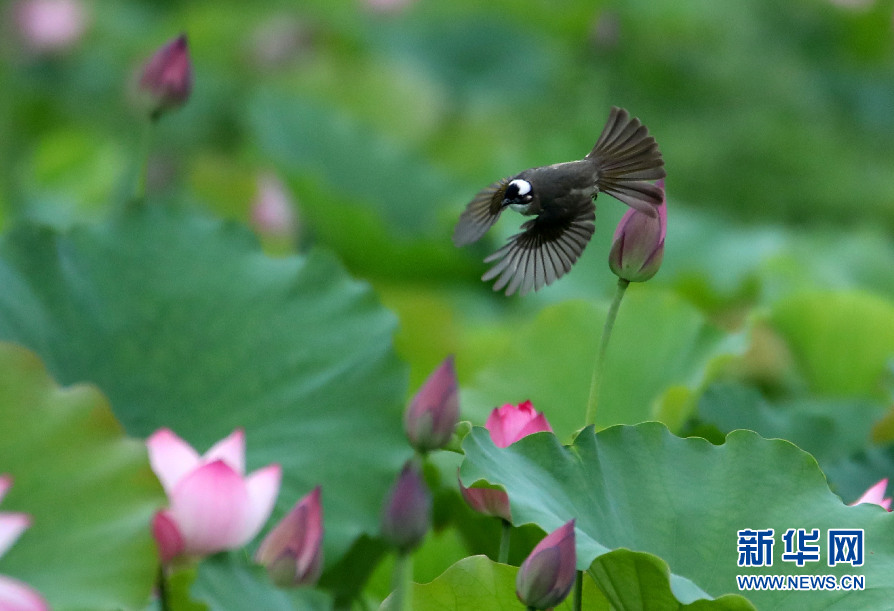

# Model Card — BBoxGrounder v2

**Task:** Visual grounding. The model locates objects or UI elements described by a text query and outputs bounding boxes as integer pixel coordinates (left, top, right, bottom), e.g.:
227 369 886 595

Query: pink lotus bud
515 519 577 610
850 478 892 511
0 475 49 611
380 462 431 552
457 474 511 522
14 0 87 55
251 173 298 240
146 428 281 563
485 400 553 449
137 34 193 120
255 487 324 587
608 179 666 283
458 401 552 520
404 356 459 453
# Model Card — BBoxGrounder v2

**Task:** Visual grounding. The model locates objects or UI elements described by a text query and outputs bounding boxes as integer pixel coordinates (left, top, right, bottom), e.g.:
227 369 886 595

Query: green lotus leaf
460 422 894 609
0 342 164 610
0 203 409 583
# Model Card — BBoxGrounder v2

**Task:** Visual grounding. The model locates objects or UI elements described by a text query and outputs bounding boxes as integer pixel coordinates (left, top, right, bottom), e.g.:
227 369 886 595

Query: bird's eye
507 179 533 202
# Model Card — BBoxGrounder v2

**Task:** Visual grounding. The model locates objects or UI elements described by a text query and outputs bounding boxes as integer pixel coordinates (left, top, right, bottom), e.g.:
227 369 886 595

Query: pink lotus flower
251 173 298 240
137 34 193 120
459 401 553 521
486 400 553 448
0 476 49 611
146 428 281 563
14 0 88 55
850 478 892 511
516 519 577 610
255 486 323 587
608 178 666 283
404 356 460 453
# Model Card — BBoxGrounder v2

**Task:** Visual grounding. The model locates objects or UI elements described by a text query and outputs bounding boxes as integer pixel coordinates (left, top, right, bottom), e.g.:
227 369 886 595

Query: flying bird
453 107 666 296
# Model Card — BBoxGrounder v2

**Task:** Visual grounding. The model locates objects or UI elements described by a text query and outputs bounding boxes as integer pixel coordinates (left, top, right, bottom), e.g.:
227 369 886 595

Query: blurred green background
2 0 894 439
3 0 894 605
3 0 894 422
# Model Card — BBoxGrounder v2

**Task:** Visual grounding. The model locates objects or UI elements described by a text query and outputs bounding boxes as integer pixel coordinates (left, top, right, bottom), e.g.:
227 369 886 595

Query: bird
453 106 665 296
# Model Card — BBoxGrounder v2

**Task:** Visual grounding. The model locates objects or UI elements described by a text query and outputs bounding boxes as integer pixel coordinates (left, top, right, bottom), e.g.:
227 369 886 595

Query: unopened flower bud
403 356 459 453
457 475 511 522
608 179 666 283
516 519 577 610
255 486 324 587
137 34 193 120
380 462 431 552
485 400 553 448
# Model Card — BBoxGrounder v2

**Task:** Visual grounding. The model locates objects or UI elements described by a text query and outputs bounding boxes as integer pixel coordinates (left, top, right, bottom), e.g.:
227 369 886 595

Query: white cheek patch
510 179 532 196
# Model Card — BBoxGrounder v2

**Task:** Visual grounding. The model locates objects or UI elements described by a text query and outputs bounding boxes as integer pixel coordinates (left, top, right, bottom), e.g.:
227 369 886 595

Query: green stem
498 519 511 563
390 551 413 611
157 564 170 611
585 278 630 427
132 118 156 204
573 570 583 611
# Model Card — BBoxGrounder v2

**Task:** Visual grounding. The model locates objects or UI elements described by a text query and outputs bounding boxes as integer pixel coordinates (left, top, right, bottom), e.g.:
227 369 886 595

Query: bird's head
502 178 535 214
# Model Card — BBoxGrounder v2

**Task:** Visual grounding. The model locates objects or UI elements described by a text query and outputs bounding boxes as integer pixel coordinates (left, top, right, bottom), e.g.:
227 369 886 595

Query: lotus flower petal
0 575 49 611
146 428 201 494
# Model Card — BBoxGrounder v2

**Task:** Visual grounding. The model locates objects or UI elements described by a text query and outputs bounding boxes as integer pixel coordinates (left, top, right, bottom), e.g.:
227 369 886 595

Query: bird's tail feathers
587 107 665 216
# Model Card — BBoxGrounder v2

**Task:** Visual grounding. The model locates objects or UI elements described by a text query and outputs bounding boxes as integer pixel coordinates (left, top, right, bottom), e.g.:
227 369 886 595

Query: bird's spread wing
482 199 595 296
587 106 665 217
452 178 509 246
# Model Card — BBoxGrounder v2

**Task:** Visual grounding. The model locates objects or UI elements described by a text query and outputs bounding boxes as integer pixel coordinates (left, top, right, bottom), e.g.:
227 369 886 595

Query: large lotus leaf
769 291 894 398
460 423 894 609
588 549 754 610
0 203 409 571
0 342 163 610
189 552 332 611
461 293 743 439
379 552 749 610
379 554 604 611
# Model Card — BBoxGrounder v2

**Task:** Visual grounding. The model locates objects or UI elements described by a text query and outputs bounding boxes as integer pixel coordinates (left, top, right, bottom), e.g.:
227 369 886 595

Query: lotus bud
380 462 431 553
608 179 666 283
404 356 459 453
485 400 553 448
516 519 577 610
255 486 324 587
137 34 193 120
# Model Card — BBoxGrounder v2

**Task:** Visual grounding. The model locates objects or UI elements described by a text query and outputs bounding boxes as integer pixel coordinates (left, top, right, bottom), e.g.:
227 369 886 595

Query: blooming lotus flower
486 400 553 448
0 476 49 611
146 428 281 563
404 356 459 453
380 462 431 553
138 34 193 119
850 478 892 511
608 178 666 283
255 487 323 587
516 519 577 610
459 401 553 521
